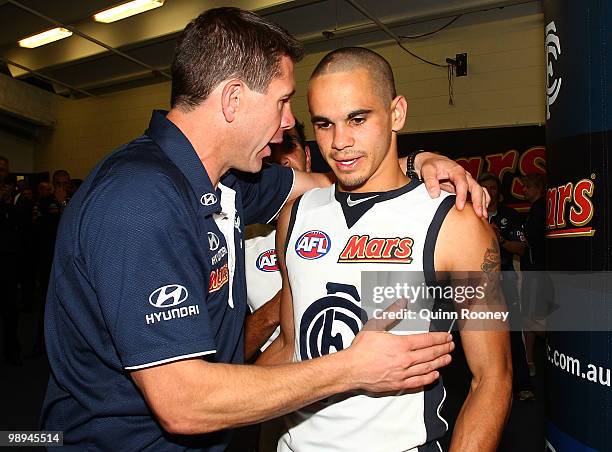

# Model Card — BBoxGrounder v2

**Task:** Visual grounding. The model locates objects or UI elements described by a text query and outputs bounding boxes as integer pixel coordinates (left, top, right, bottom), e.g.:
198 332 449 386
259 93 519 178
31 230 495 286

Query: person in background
520 173 547 376
244 119 311 361
31 181 61 355
14 181 36 312
52 169 71 210
478 172 534 401
0 159 21 365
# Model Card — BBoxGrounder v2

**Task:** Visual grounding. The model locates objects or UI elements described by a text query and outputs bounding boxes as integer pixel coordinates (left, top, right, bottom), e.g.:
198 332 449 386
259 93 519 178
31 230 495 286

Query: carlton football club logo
545 21 562 120
256 249 278 272
299 283 367 361
295 230 331 260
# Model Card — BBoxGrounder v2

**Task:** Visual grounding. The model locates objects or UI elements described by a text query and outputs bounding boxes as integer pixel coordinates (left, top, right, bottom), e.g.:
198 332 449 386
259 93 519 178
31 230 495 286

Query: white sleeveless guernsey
279 179 455 452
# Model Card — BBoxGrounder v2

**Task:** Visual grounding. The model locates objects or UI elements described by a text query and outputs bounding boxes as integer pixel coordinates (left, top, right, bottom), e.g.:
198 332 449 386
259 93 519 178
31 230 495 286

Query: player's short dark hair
171 7 304 110
310 47 396 104
478 172 501 189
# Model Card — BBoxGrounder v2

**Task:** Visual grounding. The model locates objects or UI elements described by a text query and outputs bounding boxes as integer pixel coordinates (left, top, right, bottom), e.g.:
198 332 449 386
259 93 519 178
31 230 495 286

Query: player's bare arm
256 199 298 366
244 289 281 361
291 152 490 217
435 207 512 452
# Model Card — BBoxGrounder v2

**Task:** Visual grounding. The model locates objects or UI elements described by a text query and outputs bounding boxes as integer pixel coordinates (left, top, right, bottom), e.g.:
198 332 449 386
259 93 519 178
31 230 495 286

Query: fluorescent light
18 27 73 48
94 0 165 23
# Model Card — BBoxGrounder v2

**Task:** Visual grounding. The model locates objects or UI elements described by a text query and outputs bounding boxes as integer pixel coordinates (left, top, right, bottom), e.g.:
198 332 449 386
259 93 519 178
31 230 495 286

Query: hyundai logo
149 284 189 308
208 232 220 251
201 193 217 206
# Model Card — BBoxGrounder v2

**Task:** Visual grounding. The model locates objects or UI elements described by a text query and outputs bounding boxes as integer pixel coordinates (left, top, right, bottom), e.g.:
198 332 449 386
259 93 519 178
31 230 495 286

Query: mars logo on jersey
546 176 595 239
209 263 229 292
338 235 413 263
256 249 278 272
299 283 367 361
295 230 331 260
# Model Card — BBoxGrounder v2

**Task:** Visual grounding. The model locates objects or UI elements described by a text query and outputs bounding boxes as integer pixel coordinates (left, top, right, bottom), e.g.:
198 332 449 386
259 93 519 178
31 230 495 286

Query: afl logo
295 230 331 260
149 284 189 308
545 21 562 120
256 249 278 272
299 283 367 360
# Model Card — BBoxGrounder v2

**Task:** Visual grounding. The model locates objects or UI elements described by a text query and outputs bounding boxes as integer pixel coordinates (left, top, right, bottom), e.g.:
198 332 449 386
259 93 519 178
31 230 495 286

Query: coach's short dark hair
171 7 304 110
310 47 396 103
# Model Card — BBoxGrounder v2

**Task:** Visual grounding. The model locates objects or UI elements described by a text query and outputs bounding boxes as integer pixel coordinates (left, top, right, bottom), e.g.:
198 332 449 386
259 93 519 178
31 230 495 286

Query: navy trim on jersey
423 195 456 286
421 195 455 448
284 195 302 257
334 178 422 228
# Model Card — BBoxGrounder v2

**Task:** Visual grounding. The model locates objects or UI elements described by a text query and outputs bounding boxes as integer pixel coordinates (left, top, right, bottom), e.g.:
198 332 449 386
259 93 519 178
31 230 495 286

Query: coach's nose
281 102 295 131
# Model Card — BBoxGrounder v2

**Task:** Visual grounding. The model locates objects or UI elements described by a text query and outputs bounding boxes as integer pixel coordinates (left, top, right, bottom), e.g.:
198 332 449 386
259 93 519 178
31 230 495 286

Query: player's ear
221 79 243 123
304 145 312 173
391 95 407 132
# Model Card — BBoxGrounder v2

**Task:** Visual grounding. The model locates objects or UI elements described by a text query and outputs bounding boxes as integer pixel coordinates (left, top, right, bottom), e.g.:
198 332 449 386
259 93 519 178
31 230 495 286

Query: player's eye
350 117 366 125
315 121 332 130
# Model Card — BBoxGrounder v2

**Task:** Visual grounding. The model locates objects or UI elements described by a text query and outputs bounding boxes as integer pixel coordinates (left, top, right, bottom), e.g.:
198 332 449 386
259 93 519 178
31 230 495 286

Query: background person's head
521 173 546 204
170 7 304 173
52 170 71 192
38 181 52 199
307 47 407 191
478 173 501 212
268 119 311 172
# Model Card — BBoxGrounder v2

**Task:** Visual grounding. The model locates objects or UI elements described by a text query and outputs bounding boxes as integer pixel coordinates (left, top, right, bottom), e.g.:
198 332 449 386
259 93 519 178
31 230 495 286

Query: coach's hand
414 152 489 218
345 330 454 392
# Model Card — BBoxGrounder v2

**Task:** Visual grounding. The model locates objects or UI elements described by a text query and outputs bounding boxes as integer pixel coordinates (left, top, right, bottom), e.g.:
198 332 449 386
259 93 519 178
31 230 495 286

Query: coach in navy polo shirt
41 7 487 451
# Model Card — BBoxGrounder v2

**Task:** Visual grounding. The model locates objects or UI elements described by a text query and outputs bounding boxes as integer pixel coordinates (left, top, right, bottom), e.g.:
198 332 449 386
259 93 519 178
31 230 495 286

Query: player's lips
333 155 362 170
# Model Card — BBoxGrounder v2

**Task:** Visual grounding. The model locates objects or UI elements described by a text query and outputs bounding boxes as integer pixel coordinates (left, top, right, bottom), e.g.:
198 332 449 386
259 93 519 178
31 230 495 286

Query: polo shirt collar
145 110 221 214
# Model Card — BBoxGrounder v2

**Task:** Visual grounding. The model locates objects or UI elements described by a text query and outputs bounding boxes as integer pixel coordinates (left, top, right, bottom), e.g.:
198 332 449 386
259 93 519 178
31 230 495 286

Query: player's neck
339 164 409 194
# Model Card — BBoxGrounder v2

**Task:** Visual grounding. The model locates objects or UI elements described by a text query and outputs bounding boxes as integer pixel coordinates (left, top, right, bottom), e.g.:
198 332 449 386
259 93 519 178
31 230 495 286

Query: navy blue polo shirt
41 110 294 451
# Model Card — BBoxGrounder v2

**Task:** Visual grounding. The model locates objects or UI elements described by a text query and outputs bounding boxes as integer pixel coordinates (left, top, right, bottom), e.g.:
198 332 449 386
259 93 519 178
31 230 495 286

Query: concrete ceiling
0 0 539 97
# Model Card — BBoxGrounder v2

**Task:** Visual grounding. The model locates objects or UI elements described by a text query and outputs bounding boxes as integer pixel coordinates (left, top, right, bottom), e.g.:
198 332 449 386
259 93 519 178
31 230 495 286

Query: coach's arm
435 207 512 452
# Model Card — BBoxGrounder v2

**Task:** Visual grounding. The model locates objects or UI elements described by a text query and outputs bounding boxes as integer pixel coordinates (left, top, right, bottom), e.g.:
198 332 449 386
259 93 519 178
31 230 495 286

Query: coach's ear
221 79 243 123
391 95 408 132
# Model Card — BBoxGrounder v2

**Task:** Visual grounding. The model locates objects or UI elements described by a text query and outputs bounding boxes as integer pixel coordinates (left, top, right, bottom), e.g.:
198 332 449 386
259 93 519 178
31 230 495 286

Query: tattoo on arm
481 239 501 276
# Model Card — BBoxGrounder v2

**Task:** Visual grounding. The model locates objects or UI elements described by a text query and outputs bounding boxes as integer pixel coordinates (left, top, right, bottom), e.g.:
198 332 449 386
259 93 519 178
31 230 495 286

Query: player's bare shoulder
435 202 497 272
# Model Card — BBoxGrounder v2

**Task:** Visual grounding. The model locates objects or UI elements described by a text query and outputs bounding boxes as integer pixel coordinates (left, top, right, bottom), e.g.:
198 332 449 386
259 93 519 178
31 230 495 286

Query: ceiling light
18 27 73 48
94 0 165 23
